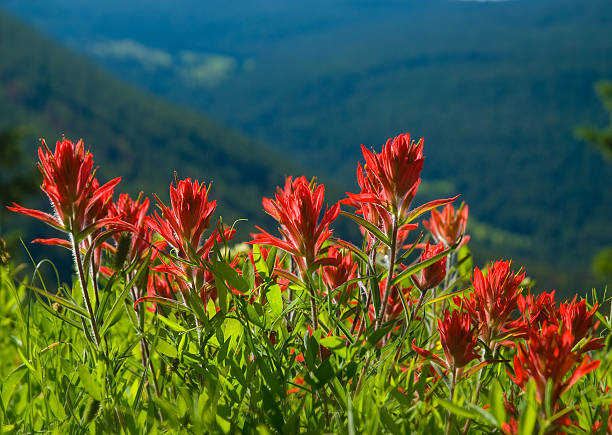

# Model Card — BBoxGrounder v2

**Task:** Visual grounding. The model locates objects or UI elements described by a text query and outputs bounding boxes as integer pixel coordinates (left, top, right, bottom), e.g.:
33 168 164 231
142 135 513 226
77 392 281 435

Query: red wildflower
516 290 559 328
322 246 358 299
108 193 151 263
251 176 340 276
413 241 447 291
147 178 216 259
513 325 597 401
558 297 603 352
343 163 418 247
501 419 518 435
509 323 600 406
7 138 122 241
437 309 480 368
422 202 470 247
456 260 525 345
513 292 603 352
350 133 424 216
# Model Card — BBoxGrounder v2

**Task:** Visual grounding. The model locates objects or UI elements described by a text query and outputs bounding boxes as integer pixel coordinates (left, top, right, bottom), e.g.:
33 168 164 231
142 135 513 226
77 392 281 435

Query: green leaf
366 323 394 347
99 281 134 337
329 237 371 264
314 359 335 388
252 244 269 275
155 339 178 358
78 363 103 401
380 407 402 435
26 284 89 318
391 241 457 286
246 304 264 328
265 247 278 274
213 260 249 294
519 379 539 435
489 381 506 425
464 403 499 427
339 210 391 247
224 317 243 346
266 283 283 316
242 260 255 291
456 244 473 278
402 195 459 224
319 336 345 349
1 366 26 410
544 378 554 418
133 296 191 312
437 398 478 420
215 276 230 314
157 314 187 332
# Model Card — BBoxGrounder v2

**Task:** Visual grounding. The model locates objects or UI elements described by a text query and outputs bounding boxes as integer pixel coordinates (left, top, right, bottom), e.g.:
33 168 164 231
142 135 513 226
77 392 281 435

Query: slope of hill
6 0 609 294
0 10 301 240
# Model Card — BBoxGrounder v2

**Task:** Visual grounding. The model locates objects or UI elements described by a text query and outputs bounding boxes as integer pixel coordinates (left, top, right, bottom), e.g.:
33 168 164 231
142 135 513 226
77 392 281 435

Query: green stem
376 214 398 329
445 366 458 435
71 231 101 348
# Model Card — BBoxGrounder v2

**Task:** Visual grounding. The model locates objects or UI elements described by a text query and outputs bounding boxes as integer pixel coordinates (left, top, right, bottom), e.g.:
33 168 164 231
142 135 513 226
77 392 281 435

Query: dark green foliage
576 80 612 160
0 127 37 219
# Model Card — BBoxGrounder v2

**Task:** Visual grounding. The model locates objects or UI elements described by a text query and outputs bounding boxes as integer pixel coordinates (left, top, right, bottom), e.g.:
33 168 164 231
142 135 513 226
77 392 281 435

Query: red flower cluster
413 241 447 291
8 138 124 243
107 193 152 264
509 323 600 405
456 260 525 345
423 202 470 247
438 309 480 368
147 178 216 259
412 309 479 370
322 246 358 298
352 133 424 216
251 176 340 276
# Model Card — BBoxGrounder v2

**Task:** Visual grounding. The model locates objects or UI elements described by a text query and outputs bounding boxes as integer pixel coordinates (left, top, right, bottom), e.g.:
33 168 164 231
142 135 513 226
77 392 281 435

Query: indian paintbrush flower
456 260 525 345
509 322 600 405
322 246 358 299
413 241 447 291
251 176 340 277
423 202 470 247
147 177 216 259
350 133 424 217
438 309 480 368
7 138 124 244
108 192 151 264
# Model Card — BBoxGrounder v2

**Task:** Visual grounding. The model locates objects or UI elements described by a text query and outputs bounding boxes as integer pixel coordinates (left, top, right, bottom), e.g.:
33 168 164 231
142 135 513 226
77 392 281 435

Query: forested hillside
0 10 298 238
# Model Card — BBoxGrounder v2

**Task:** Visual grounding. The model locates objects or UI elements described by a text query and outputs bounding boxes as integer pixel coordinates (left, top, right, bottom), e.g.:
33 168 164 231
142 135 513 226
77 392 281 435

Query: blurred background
0 0 611 298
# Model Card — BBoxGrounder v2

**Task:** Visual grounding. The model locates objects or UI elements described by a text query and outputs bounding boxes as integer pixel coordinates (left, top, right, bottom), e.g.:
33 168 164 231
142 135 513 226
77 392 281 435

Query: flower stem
445 366 458 435
71 232 101 348
376 214 398 329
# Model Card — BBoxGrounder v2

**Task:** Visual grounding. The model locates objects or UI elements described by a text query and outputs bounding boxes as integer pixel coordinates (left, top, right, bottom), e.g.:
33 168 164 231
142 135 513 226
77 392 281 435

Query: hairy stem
71 231 101 348
376 214 398 329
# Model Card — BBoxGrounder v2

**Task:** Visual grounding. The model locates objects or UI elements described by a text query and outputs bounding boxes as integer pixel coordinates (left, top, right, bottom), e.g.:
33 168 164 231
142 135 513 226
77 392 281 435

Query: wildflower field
0 133 610 434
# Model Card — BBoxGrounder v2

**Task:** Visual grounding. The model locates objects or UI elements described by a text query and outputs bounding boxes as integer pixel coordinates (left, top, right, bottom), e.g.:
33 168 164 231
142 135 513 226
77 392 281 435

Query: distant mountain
0 9 302 241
